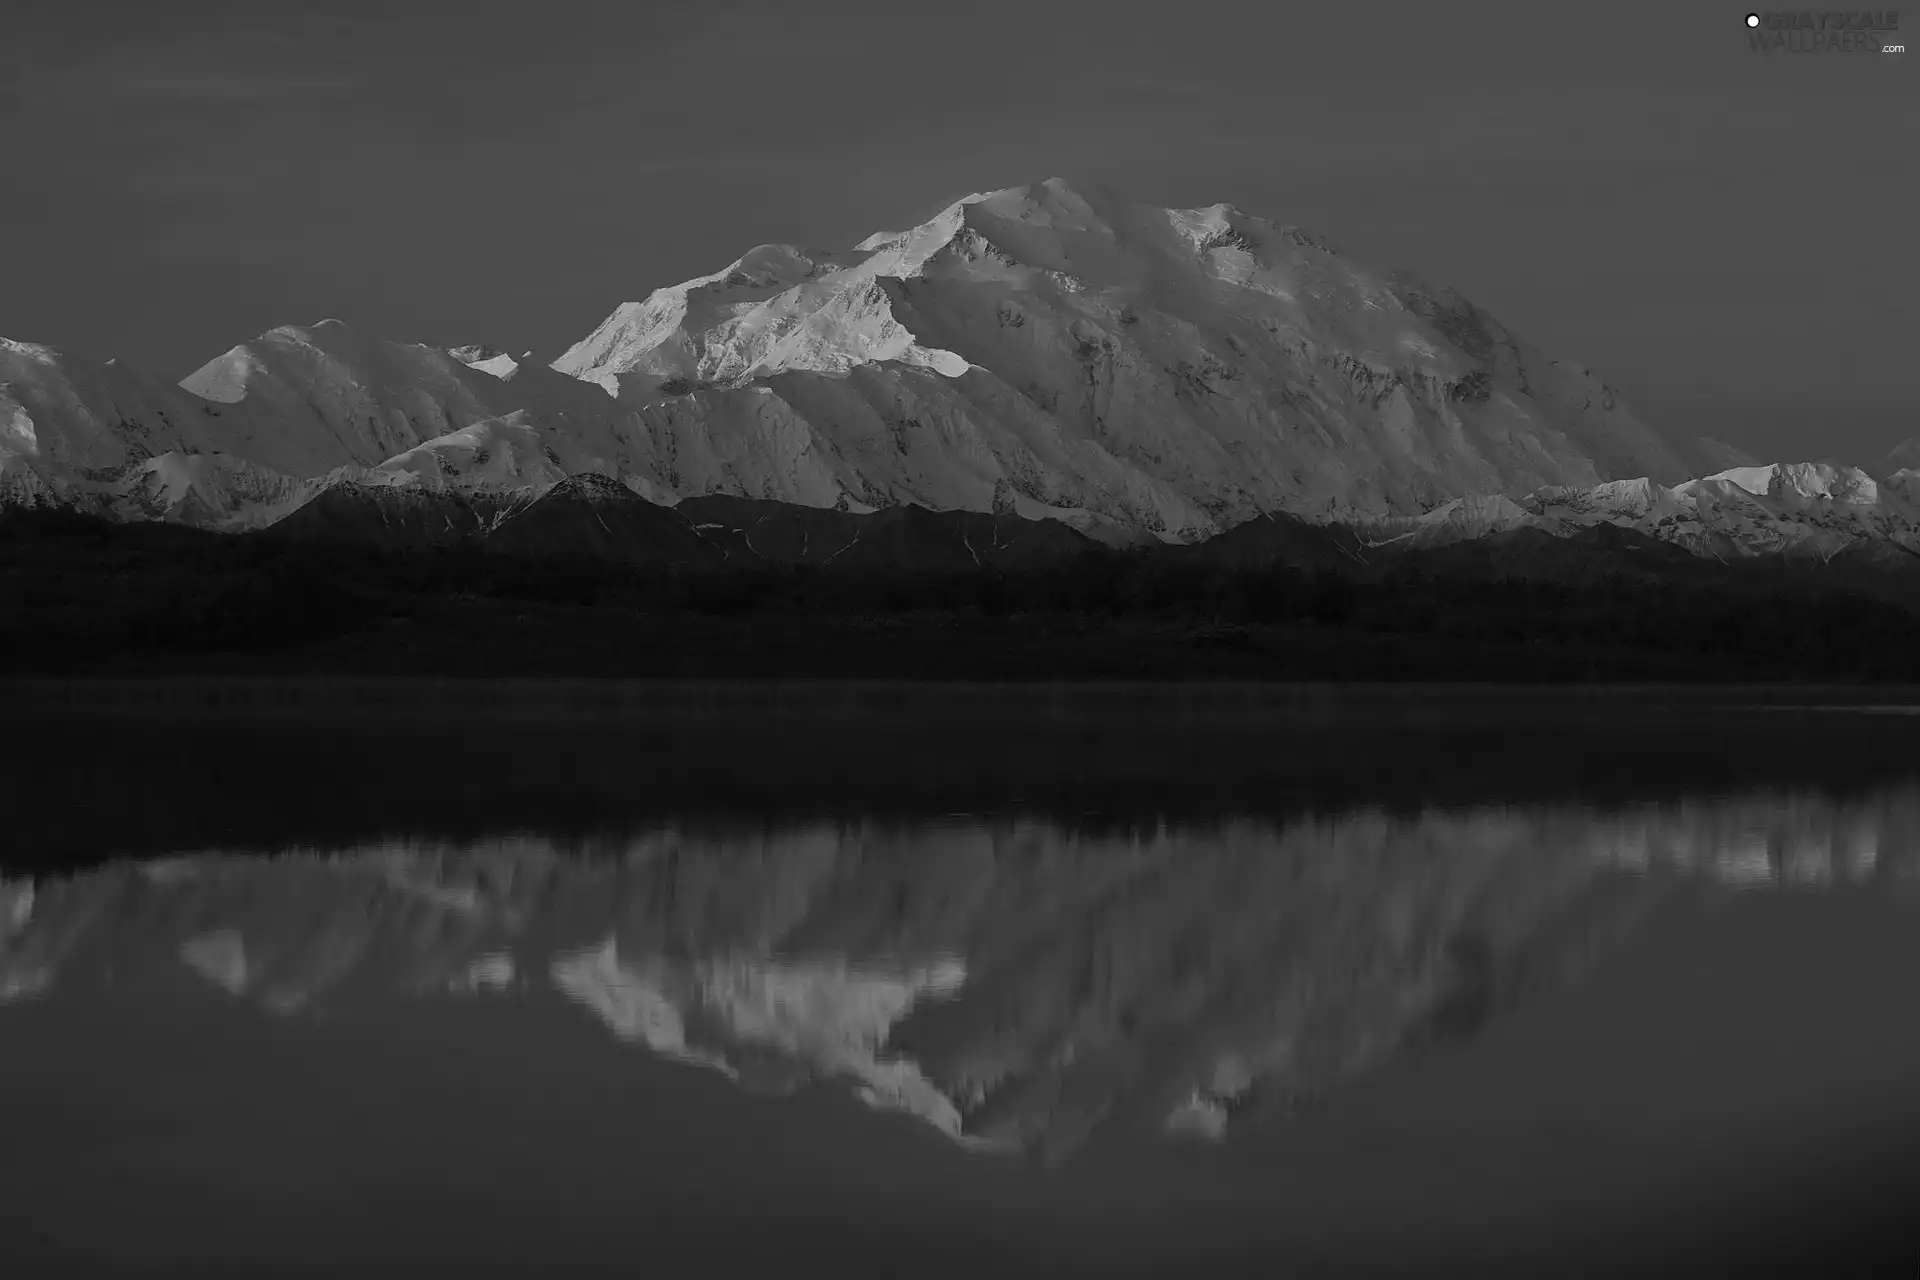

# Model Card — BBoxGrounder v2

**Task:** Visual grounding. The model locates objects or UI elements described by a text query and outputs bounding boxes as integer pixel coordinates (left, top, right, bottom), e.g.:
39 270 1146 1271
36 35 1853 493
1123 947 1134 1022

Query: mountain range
6 178 1913 567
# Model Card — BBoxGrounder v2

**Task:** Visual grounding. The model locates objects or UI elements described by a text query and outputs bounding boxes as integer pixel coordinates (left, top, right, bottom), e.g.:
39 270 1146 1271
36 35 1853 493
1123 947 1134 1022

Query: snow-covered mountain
1361 461 1920 562
551 179 1703 537
1 322 676 531
0 337 288 522
2 179 1906 565
4 789 1910 1157
0 181 1715 538
1 338 229 471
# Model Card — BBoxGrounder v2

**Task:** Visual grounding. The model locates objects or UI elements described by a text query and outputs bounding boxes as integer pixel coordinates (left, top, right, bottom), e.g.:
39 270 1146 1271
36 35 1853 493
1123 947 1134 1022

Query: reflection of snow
1600 828 1651 872
1 879 32 934
1582 804 1902 892
1716 833 1776 890
700 954 969 1136
1783 834 1833 887
374 852 487 916
552 942 736 1080
552 938 972 1140
1164 1092 1230 1142
12 788 1920 1165
0 966 51 1003
241 921 377 1017
697 955 957 1058
453 952 515 994
137 858 206 886
1 881 49 1002
1842 825 1879 881
180 929 250 995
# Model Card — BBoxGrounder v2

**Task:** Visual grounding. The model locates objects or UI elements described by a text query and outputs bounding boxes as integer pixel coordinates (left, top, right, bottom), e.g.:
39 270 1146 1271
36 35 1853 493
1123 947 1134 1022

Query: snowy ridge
1341 460 1920 561
1543 461 1920 561
363 413 574 493
551 239 969 395
0 448 342 531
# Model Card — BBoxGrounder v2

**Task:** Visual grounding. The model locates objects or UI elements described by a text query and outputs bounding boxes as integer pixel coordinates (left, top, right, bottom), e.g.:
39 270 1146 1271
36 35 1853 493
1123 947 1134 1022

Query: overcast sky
3 0 1914 464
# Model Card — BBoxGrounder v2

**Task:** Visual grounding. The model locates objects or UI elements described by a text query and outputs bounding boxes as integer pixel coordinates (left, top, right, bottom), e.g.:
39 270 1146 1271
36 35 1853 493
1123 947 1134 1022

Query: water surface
6 682 1920 1276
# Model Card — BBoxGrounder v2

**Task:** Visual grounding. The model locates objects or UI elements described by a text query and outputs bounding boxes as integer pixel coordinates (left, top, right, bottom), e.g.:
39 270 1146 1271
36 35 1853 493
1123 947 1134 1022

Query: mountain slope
485 473 723 566
0 340 351 528
266 480 522 548
675 493 1102 570
0 338 231 474
175 318 663 477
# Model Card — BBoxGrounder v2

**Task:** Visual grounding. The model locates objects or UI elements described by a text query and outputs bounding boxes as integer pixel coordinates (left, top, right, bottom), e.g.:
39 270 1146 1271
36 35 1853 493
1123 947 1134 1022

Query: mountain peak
255 319 358 349
542 180 1699 532
447 344 523 379
1690 460 1878 504
969 174 1092 203
963 177 1107 227
251 318 357 346
0 336 60 362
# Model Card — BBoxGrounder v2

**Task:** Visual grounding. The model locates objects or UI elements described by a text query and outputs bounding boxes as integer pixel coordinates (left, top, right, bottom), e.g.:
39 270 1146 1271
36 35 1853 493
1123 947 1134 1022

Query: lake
5 681 1920 1277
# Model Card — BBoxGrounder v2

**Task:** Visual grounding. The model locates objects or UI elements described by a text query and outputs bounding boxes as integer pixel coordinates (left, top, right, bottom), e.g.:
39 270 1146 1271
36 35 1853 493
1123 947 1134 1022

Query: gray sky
3 0 1914 465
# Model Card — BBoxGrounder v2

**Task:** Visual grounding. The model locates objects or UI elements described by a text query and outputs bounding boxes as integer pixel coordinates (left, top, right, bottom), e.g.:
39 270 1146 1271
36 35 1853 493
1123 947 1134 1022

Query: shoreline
5 673 1920 717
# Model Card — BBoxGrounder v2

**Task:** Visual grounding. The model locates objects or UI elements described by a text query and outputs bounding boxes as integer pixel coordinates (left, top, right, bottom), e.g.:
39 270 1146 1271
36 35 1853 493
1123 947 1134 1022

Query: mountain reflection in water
5 787 1914 1165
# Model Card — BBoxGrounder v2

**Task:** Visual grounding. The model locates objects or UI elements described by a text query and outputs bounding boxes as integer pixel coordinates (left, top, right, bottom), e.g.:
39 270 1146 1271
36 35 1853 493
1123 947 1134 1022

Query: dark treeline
5 508 1920 681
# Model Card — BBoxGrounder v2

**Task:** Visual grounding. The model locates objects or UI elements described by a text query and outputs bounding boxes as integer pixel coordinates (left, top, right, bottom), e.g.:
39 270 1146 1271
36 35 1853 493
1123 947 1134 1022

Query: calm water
6 682 1920 1276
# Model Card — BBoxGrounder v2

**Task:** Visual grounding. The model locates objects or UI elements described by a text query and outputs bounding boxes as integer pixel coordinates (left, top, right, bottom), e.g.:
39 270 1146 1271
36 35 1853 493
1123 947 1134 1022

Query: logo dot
1746 12 1760 25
